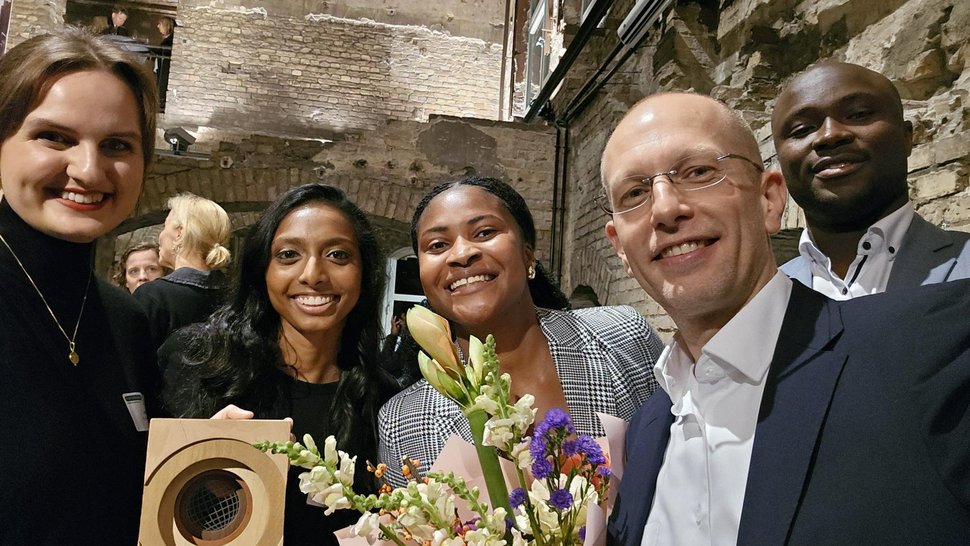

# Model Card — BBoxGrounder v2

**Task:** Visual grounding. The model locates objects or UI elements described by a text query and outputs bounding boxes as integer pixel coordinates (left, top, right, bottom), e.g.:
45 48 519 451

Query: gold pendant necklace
0 231 92 366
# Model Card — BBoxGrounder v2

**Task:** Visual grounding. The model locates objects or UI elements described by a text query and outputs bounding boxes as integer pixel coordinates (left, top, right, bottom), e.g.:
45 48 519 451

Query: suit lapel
738 283 847 545
887 214 957 288
609 391 673 546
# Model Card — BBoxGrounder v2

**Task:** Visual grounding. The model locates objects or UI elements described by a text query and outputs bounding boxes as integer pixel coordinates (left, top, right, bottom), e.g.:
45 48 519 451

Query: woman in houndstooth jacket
378 176 663 487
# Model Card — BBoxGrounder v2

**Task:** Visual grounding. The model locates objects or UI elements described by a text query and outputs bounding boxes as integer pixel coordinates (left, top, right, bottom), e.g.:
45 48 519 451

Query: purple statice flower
532 458 553 479
549 488 573 510
509 487 527 508
573 434 605 465
542 408 574 434
530 435 547 460
579 526 587 541
562 438 579 457
596 465 612 478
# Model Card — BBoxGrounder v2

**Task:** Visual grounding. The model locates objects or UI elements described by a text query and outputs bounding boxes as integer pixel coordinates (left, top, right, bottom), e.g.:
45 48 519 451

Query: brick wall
556 0 970 337
98 115 557 274
5 0 65 48
166 1 505 136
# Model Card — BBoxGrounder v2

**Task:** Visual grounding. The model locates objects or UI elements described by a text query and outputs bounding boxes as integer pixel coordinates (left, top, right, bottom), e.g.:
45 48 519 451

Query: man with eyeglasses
772 62 970 298
602 93 970 545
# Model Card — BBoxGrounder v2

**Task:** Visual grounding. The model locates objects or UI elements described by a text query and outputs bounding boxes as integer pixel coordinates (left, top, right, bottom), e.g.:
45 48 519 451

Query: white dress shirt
642 272 793 546
798 203 914 300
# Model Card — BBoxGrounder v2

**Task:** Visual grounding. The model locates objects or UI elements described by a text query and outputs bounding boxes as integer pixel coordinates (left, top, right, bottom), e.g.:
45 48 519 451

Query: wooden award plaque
138 419 289 546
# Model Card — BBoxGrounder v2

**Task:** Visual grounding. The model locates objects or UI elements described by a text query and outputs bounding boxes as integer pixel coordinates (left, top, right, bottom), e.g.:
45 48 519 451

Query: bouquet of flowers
256 306 612 546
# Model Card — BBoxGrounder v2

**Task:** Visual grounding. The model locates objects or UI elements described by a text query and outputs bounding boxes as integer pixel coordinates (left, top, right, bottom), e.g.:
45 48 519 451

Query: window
524 0 551 109
382 248 425 334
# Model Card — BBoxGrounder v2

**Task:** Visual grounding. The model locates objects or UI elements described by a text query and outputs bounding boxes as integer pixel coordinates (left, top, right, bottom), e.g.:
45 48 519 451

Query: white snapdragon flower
510 437 533 470
418 480 455 524
511 394 536 432
323 435 339 465
352 512 381 545
464 528 505 546
482 417 516 448
310 482 351 515
334 452 357 486
524 478 566 540
298 466 335 496
485 507 509 536
473 393 500 415
432 529 463 546
397 505 436 541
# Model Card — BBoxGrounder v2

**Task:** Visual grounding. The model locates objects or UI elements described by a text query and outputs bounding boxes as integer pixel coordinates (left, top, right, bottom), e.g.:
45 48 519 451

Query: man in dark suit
602 92 970 545
772 62 970 298
107 5 130 37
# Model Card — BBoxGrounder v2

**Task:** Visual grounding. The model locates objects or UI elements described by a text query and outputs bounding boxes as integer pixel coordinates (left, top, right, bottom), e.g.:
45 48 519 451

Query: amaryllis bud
419 351 466 402
407 306 462 377
467 335 486 384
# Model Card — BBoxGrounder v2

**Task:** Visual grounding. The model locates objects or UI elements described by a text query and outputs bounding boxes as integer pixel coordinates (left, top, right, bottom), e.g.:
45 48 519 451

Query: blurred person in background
113 241 165 293
134 192 231 351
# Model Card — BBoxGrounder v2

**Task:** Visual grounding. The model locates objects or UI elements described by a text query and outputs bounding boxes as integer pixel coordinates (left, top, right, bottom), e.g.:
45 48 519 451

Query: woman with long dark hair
162 183 398 545
0 28 159 543
379 176 663 486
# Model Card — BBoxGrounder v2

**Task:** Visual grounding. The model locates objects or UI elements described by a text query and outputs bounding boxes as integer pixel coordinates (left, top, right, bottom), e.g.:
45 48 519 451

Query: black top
0 201 161 545
162 337 363 546
134 266 227 352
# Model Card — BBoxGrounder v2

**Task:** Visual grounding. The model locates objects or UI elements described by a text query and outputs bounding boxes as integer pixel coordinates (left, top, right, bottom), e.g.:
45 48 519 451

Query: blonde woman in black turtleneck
0 29 160 544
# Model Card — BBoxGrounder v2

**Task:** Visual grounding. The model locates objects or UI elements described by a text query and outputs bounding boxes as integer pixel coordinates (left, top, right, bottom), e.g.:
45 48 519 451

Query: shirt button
889 246 896 253
862 241 872 250
842 288 848 295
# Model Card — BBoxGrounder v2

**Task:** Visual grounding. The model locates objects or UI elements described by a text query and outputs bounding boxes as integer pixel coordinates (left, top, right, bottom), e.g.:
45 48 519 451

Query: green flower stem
378 523 409 546
516 467 547 546
466 408 513 518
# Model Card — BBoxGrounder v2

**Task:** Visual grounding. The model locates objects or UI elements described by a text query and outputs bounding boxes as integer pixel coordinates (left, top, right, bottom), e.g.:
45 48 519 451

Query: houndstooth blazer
378 305 663 487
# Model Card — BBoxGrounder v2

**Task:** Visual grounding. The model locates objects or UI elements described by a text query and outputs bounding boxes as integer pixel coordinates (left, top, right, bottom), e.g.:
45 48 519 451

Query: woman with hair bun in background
135 192 232 351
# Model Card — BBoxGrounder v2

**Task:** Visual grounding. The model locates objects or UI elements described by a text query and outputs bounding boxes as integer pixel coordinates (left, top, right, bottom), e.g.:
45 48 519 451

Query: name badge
123 392 149 432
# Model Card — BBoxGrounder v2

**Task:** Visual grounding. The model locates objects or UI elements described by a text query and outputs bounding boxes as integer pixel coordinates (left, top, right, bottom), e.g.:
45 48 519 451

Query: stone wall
97 115 557 274
556 0 970 337
5 0 65 48
166 0 506 136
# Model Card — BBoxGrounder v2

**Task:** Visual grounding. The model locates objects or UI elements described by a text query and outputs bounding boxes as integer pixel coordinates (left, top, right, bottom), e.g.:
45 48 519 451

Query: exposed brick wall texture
166 7 503 135
5 0 65 48
97 116 557 274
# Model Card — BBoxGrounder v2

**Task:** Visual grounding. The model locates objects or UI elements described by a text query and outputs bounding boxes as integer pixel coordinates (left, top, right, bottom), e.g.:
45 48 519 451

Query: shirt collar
798 202 914 264
654 271 793 397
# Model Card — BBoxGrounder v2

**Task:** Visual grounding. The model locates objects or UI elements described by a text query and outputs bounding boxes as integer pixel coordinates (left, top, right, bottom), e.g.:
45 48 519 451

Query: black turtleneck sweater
0 201 162 545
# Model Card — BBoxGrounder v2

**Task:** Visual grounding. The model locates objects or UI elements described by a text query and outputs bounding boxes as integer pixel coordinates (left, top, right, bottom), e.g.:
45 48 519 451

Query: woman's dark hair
170 184 396 458
410 175 569 311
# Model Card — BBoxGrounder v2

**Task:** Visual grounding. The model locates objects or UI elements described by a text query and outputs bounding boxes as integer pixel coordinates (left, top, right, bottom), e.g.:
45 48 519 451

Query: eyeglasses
598 153 765 215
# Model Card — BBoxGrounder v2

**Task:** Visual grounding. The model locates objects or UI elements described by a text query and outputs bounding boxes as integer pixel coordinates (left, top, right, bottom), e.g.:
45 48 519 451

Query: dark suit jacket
782 213 970 288
609 280 970 545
